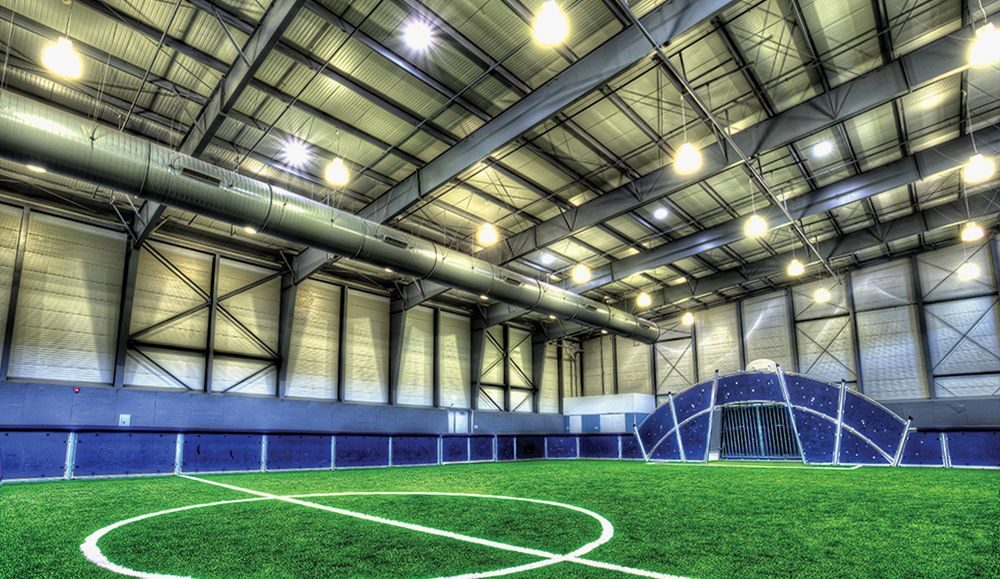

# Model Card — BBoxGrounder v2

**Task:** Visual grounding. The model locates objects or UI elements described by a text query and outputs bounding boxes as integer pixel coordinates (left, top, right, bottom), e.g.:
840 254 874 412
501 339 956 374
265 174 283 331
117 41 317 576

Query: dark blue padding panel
636 403 675 453
716 373 783 405
621 435 644 459
496 436 515 461
792 410 835 464
841 392 905 457
580 415 601 433
74 432 175 476
946 431 1000 467
516 435 545 459
838 429 889 465
649 429 681 460
392 436 438 466
182 434 261 473
442 436 469 463
336 435 389 468
679 413 711 461
470 436 494 462
786 375 840 417
900 432 944 467
267 435 330 471
546 436 578 458
673 382 713 423
0 431 67 480
580 434 618 458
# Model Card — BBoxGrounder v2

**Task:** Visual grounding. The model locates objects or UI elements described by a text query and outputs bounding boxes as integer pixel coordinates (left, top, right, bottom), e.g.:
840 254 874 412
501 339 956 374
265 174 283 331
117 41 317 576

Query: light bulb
540 252 555 265
636 292 652 308
787 258 805 277
744 214 768 238
533 1 568 46
479 294 489 301
812 140 834 158
600 329 608 335
42 36 83 79
969 22 1000 67
961 221 985 242
243 226 257 235
964 154 996 184
26 164 46 174
673 142 702 175
653 207 669 220
571 263 591 284
280 138 310 169
477 223 499 246
957 261 980 281
681 312 695 326
813 287 831 303
325 157 350 186
404 20 433 51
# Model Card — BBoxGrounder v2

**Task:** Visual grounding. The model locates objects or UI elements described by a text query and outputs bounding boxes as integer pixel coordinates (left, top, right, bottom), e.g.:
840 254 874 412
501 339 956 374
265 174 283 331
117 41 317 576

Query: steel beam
469 324 485 411
432 308 441 408
388 298 406 406
909 256 937 399
276 271 296 399
531 333 546 413
112 246 141 389
844 271 864 393
204 254 220 393
0 208 30 381
336 286 347 402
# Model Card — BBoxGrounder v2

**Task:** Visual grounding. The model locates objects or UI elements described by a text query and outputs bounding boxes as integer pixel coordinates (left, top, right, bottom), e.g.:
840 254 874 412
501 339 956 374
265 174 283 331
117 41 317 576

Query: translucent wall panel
510 389 532 413
212 356 275 395
286 280 339 400
917 242 995 301
439 312 470 408
792 278 849 320
562 344 580 398
696 303 739 379
857 306 926 399
935 374 1000 398
508 327 531 388
130 242 211 349
583 336 611 395
398 306 433 406
796 316 856 385
10 213 124 384
0 206 23 355
481 326 503 385
124 346 204 391
343 289 388 403
852 260 912 310
617 338 651 394
541 344 559 413
742 292 792 369
925 296 1000 376
215 259 279 357
479 386 505 411
655 338 695 399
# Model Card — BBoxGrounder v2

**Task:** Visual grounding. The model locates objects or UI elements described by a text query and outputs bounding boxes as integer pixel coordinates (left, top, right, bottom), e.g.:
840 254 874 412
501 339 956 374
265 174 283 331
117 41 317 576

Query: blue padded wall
580 434 618 458
636 403 675 454
841 392 905 457
182 434 261 473
786 376 841 416
391 436 438 466
649 430 681 460
0 431 67 480
496 436 515 461
673 382 713 423
838 429 889 465
716 373 783 405
679 414 711 461
900 432 944 466
442 436 469 463
74 432 175 476
580 415 601 433
469 436 494 461
516 435 545 459
946 431 1000 467
621 435 643 459
267 435 331 471
336 435 389 468
546 436 578 458
792 410 835 463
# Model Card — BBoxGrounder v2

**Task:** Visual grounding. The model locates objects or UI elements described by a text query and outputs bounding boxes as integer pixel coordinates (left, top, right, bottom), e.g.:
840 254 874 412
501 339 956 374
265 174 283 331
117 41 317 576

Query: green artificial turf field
1 461 998 578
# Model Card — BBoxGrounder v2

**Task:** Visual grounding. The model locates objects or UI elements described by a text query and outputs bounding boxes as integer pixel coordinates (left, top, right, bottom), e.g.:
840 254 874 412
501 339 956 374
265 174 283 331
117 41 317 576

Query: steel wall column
432 307 441 408
691 323 701 383
785 287 800 372
336 286 348 402
650 340 659 397
531 333 546 413
735 300 747 370
502 325 511 412
204 254 220 393
0 207 29 381
556 341 565 414
611 335 620 394
388 298 406 406
844 272 864 392
276 271 297 399
112 244 142 389
469 323 485 411
909 256 937 399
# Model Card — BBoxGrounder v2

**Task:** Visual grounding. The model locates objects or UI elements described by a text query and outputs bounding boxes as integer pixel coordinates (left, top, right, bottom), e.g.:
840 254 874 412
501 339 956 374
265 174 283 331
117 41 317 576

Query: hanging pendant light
42 36 83 79
636 291 652 308
533 1 569 46
787 258 805 277
325 157 350 187
744 214 768 238
961 221 985 242
969 22 1000 67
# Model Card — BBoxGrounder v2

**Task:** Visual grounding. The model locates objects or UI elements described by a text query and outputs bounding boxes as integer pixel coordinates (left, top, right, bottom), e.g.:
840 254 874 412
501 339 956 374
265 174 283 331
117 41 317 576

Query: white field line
181 476 683 579
648 462 862 471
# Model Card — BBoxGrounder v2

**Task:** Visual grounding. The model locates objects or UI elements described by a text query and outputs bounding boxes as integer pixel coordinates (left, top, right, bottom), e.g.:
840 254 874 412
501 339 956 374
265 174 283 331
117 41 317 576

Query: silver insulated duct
0 91 660 342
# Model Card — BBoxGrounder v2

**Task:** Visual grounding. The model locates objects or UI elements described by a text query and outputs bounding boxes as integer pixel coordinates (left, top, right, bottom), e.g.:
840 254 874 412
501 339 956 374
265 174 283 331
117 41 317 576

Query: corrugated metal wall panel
212 356 275 395
562 345 580 398
583 337 607 396
508 327 531 388
696 303 739 379
742 292 792 369
439 311 470 409
0 206 22 355
796 316 856 385
479 385 505 411
925 296 1000 375
124 346 204 390
793 279 849 320
852 260 912 310
214 259 279 355
918 242 995 301
541 344 559 413
617 338 651 394
130 243 211 348
286 280 340 400
343 289 389 403
857 306 926 399
9 213 124 384
655 339 695 397
510 389 532 413
935 374 1000 397
398 306 433 406
482 326 503 385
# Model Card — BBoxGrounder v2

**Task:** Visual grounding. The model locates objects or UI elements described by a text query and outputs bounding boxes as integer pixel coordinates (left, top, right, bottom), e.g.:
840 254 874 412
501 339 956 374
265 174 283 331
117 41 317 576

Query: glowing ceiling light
812 140 834 158
681 311 695 326
477 223 500 247
548 314 557 320
744 214 768 238
636 291 652 308
404 20 433 51
243 226 257 235
673 142 702 175
969 22 1000 67
26 164 46 174
964 154 996 184
957 261 980 281
479 294 490 300
533 1 568 46
540 252 555 265
324 157 350 187
571 263 591 284
787 258 805 277
280 138 310 169
813 287 831 304
600 329 608 335
384 267 394 273
961 221 985 242
42 36 82 79
653 207 669 220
